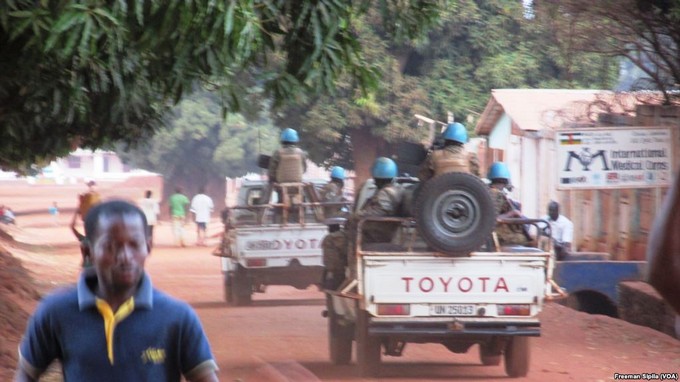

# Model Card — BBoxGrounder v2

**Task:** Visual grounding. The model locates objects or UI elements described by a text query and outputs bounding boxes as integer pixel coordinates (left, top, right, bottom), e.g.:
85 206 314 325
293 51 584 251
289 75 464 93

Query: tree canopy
277 0 619 183
533 0 680 103
0 0 441 172
119 90 277 207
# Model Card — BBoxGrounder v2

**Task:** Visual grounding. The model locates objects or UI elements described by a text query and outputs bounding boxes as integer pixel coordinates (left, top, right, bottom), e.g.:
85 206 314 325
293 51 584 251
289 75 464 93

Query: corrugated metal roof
475 89 615 134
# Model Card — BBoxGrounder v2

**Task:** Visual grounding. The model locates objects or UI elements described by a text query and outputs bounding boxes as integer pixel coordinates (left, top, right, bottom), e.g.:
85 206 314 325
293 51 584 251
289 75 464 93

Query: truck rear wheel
504 337 530 377
223 274 233 304
356 310 381 377
327 298 353 365
231 267 252 306
479 344 501 366
414 172 496 256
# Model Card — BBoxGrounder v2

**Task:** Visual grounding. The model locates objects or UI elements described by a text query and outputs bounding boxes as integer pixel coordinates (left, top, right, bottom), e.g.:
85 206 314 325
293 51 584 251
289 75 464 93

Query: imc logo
564 148 610 172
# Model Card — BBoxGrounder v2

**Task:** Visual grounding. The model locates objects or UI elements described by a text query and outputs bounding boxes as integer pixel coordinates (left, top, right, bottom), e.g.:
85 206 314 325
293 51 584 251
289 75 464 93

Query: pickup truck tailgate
362 253 548 318
233 225 327 267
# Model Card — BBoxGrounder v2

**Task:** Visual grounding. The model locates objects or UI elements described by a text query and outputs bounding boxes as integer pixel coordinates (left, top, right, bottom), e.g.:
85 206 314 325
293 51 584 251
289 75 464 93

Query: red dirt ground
1 180 679 382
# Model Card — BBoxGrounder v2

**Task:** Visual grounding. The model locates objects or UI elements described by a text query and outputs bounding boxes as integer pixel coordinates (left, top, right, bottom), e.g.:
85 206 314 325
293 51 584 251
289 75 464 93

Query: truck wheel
224 274 233 304
356 310 381 377
479 344 501 366
414 172 496 256
231 268 252 306
504 337 530 377
327 299 353 365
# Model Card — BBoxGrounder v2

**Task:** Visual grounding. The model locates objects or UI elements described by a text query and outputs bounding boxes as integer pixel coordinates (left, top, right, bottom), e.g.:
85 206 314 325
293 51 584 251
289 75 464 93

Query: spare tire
414 172 496 256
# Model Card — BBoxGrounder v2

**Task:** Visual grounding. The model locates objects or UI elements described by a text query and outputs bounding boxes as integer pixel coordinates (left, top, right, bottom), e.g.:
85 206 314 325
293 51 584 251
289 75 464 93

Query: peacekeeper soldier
345 157 402 276
263 128 308 222
487 162 532 246
321 217 348 290
354 157 402 244
418 122 480 182
319 166 346 218
268 128 307 184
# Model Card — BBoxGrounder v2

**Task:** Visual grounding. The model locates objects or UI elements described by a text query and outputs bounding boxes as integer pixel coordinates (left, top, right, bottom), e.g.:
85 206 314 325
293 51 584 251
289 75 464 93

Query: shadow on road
191 301 229 309
249 298 325 307
300 360 505 381
191 298 325 310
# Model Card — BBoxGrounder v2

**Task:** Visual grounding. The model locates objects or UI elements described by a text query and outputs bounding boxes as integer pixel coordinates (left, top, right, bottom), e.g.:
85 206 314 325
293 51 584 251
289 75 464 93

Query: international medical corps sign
556 127 672 189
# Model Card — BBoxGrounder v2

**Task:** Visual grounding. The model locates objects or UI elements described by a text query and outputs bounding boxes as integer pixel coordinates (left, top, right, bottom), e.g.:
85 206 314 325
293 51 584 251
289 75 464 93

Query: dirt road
1 182 679 381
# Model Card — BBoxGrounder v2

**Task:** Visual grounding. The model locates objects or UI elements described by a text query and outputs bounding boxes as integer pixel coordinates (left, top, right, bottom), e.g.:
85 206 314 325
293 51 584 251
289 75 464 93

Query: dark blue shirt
19 272 217 381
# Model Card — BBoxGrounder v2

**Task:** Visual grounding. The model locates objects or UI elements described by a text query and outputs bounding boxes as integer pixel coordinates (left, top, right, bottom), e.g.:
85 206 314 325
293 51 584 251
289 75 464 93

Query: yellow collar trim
95 297 135 365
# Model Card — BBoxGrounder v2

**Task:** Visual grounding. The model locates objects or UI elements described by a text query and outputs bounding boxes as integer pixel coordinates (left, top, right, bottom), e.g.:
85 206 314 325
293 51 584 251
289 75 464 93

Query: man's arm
417 154 434 182
646 172 680 314
468 152 481 177
70 210 84 241
188 371 219 382
14 368 37 382
562 217 574 252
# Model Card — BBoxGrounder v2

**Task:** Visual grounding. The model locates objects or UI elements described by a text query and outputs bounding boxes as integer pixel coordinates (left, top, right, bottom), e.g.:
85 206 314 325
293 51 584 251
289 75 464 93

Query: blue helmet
371 157 398 179
442 122 468 144
487 162 511 182
280 128 299 143
330 166 345 180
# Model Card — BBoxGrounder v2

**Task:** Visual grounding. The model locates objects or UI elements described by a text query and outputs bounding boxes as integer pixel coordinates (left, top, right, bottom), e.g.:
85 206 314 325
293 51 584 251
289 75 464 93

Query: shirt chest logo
141 347 166 364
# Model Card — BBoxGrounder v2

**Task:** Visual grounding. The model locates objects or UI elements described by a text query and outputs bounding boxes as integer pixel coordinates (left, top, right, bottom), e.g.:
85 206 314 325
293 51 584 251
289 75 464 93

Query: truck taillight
497 304 531 316
246 258 266 267
377 304 410 316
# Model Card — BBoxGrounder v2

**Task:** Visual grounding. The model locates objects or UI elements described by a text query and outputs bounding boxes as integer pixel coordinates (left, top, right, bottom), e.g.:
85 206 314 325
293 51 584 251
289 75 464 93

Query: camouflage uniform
262 144 308 223
353 183 402 244
343 182 403 277
318 181 343 218
418 145 480 182
268 144 307 183
321 230 348 289
490 187 530 246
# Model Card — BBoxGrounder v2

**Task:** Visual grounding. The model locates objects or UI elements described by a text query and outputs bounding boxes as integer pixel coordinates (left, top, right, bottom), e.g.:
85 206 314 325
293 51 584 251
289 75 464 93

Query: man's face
548 205 559 221
90 213 150 293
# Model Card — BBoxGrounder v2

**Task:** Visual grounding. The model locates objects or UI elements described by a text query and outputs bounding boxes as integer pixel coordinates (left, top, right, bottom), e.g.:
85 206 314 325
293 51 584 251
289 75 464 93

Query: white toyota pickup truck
324 172 560 378
217 179 349 305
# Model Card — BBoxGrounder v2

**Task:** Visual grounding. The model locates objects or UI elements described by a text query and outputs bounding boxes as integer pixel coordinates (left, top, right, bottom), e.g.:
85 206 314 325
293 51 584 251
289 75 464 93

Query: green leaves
0 0 442 172
119 90 278 184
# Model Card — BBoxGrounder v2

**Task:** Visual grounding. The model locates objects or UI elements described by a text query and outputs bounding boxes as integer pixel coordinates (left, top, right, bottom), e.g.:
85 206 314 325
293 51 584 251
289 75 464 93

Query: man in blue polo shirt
15 200 219 382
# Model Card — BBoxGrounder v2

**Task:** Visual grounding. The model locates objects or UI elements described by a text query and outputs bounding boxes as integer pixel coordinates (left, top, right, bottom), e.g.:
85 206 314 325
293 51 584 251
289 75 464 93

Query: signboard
556 127 672 189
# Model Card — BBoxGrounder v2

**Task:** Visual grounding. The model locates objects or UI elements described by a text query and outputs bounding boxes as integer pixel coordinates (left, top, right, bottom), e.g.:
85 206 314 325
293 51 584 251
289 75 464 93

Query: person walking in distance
15 200 219 381
48 202 59 226
169 187 190 247
190 187 214 246
70 180 101 241
138 190 161 247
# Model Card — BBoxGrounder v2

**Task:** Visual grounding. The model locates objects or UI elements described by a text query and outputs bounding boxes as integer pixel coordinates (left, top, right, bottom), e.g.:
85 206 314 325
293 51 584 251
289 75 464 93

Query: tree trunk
349 128 382 191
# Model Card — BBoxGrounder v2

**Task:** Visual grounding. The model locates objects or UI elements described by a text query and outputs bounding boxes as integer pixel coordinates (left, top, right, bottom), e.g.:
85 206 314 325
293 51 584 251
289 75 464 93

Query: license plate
430 304 475 316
